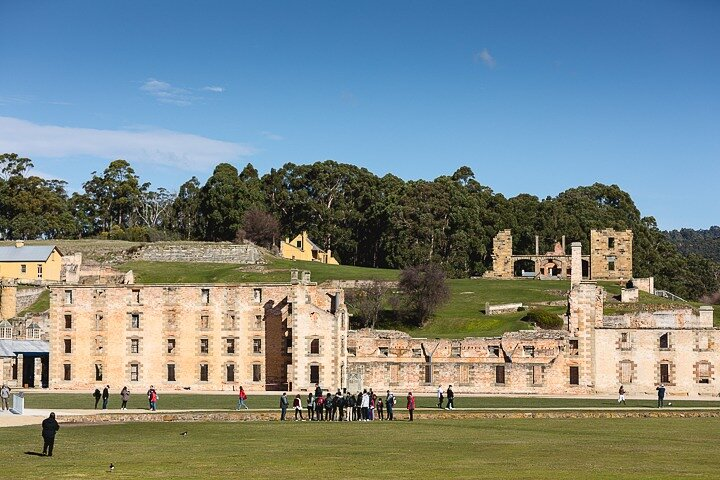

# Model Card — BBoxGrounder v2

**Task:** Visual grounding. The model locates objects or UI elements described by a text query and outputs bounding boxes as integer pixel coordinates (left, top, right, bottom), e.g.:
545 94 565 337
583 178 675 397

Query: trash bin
11 392 24 415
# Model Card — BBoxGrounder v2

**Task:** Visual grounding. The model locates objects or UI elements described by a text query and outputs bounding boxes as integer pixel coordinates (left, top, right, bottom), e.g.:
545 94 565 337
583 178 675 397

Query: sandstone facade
48 272 348 392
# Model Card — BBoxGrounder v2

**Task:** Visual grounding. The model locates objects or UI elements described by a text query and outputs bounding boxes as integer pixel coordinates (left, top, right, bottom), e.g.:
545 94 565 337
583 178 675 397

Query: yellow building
0 241 63 282
281 232 339 265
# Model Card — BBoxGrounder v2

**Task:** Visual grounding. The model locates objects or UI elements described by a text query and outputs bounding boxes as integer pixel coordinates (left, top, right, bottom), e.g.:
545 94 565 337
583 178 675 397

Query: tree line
1 153 718 302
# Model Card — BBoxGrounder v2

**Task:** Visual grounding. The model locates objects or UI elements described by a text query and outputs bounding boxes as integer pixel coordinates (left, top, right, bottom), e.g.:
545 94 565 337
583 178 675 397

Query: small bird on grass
109 463 115 473
180 431 188 437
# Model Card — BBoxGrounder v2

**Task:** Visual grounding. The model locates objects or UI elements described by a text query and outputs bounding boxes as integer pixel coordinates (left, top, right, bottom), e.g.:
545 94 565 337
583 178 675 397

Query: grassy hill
9 239 716 335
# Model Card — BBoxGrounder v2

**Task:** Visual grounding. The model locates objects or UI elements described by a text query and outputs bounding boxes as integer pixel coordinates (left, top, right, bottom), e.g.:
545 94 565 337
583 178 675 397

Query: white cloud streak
202 86 225 93
140 78 196 106
474 48 496 69
0 116 256 171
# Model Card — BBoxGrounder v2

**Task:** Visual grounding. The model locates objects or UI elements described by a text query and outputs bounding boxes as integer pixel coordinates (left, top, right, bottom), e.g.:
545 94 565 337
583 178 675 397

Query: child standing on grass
377 396 384 420
307 392 314 420
407 392 415 422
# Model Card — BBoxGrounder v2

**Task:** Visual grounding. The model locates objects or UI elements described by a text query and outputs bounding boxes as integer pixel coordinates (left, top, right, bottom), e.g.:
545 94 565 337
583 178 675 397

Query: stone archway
513 259 536 277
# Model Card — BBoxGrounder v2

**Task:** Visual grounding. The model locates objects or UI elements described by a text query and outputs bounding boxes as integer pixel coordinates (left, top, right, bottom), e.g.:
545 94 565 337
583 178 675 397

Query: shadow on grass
24 451 45 456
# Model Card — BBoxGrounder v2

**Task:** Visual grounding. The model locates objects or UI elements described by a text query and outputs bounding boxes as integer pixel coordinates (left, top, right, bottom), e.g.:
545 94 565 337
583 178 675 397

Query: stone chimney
15 240 24 248
699 306 714 328
571 242 582 287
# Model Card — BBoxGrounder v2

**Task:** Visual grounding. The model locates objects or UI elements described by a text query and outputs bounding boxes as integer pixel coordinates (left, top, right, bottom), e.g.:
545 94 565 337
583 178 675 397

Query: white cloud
202 86 225 93
140 78 196 106
0 116 256 171
474 48 496 69
260 131 284 141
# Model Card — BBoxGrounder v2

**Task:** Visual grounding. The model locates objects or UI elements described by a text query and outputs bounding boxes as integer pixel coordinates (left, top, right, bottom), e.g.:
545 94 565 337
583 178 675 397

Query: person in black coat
102 385 110 410
93 388 101 409
41 412 60 456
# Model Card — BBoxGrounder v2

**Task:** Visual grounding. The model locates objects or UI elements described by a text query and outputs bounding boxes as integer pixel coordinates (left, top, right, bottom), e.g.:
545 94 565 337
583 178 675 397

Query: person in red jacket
236 386 249 410
406 392 415 421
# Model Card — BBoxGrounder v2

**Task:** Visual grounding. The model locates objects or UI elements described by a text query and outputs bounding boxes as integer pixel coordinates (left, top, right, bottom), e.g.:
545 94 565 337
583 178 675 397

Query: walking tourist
437 385 444 409
307 392 315 420
41 412 60 457
236 386 249 410
446 385 455 410
618 385 626 405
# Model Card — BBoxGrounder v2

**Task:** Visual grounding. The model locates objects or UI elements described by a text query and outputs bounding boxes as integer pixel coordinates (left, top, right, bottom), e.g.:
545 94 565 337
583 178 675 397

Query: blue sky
0 1 718 229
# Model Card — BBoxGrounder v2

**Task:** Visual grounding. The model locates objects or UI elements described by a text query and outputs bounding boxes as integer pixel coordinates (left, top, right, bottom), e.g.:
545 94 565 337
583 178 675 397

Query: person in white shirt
436 385 444 409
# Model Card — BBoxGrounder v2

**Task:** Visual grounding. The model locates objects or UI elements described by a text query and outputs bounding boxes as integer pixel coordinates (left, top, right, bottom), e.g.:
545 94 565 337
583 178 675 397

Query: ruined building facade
48 271 348 391
484 228 633 280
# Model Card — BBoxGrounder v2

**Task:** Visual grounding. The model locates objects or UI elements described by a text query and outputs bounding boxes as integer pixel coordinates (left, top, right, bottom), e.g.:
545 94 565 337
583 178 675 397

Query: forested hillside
1 153 718 301
665 227 720 263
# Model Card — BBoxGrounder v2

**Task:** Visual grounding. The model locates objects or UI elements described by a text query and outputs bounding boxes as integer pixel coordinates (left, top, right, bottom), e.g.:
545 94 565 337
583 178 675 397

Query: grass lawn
18 290 50 316
21 392 720 410
2 418 720 478
118 256 399 284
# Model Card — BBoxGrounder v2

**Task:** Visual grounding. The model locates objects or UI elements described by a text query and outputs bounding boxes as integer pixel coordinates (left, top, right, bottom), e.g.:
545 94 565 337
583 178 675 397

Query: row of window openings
66 363 263 383
63 313 266 330
619 362 712 384
19 264 43 278
374 345 533 358
63 338 264 355
64 288 265 305
417 365 561 386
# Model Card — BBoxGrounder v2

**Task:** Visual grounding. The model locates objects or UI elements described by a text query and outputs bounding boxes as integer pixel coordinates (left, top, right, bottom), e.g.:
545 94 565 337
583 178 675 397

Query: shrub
521 309 563 329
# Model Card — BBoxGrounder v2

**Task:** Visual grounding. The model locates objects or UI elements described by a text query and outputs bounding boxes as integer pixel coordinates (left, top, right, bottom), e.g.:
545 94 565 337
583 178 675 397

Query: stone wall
15 287 45 313
129 243 264 264
485 230 513 278
590 229 633 280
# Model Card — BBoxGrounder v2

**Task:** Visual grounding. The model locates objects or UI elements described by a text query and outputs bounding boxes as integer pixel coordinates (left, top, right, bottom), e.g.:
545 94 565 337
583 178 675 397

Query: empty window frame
660 363 670 384
200 338 209 354
167 364 176 382
167 338 176 354
309 365 320 384
569 366 580 385
130 364 139 382
63 363 71 381
64 314 73 329
64 290 73 305
201 288 210 304
310 338 320 355
200 315 210 329
253 364 262 382
226 364 235 382
64 338 72 354
130 338 140 354
495 365 505 384
488 345 501 357
226 338 236 354
200 364 209 382
131 313 140 329
659 333 669 349
253 338 262 354
95 363 103 381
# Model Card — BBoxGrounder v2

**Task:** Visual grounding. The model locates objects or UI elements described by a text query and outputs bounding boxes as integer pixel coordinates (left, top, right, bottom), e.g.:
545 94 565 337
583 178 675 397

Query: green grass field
20 392 720 410
2 418 720 478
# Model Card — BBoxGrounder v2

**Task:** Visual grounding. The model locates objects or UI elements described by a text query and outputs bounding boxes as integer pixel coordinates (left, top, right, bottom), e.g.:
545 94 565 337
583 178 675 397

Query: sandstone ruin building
484 228 633 280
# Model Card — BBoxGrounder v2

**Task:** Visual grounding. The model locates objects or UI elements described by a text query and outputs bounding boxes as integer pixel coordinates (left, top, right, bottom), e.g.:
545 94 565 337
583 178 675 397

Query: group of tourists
279 384 427 422
89 385 155 411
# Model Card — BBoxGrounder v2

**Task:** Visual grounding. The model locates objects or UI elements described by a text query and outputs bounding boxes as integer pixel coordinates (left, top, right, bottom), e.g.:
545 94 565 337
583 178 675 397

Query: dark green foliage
1 152 717 302
521 309 564 329
398 263 451 326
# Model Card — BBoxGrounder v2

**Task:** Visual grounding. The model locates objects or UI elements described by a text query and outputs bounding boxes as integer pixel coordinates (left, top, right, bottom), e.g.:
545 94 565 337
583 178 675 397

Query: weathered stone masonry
48 273 347 392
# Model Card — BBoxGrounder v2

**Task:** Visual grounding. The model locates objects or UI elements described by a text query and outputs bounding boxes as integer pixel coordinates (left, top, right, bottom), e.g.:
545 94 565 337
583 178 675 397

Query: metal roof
0 245 57 262
0 340 50 357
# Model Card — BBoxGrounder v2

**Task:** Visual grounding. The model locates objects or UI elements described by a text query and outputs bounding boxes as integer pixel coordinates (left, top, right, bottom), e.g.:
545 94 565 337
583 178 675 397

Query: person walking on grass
656 384 666 408
102 385 110 410
618 385 627 406
120 386 130 410
446 385 455 410
236 386 249 410
293 394 304 421
41 412 60 457
407 392 416 421
279 393 288 421
436 385 444 409
1 383 10 411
